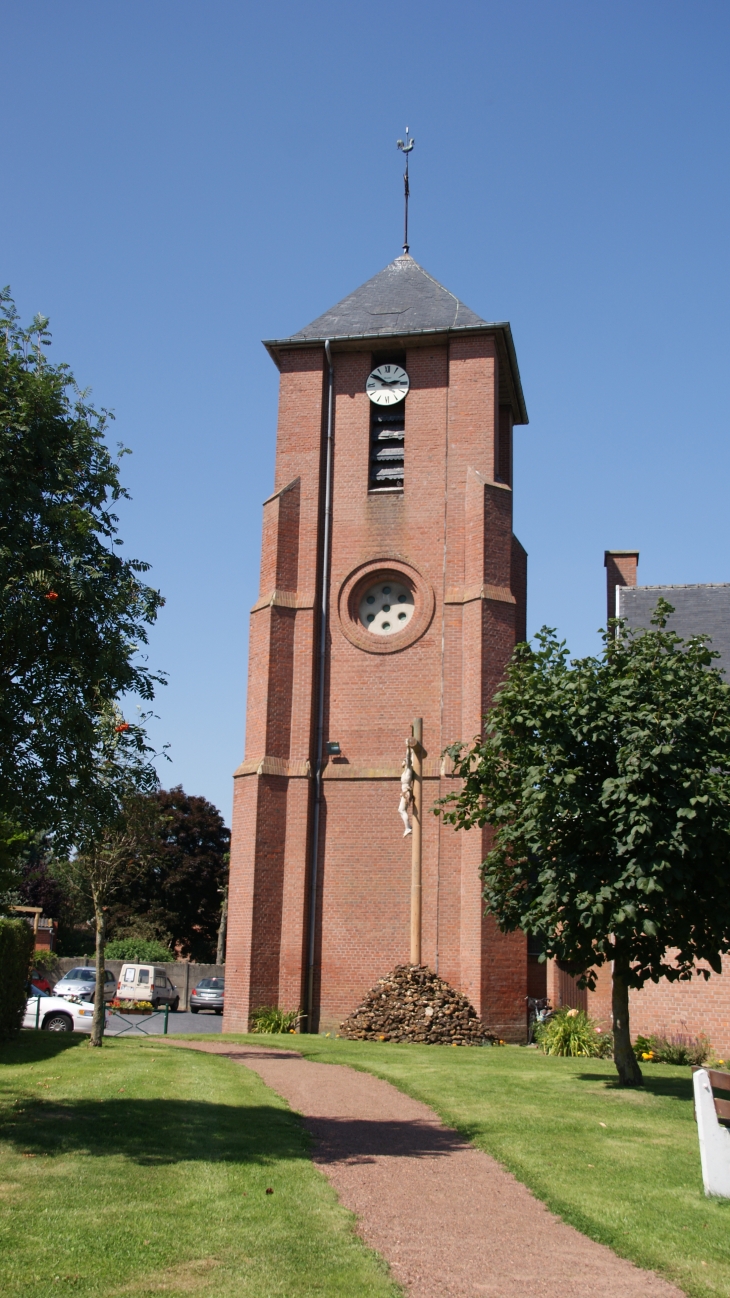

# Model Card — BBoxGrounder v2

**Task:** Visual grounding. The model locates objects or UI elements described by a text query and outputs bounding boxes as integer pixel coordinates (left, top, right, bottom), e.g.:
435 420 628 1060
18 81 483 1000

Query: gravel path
172 1041 684 1298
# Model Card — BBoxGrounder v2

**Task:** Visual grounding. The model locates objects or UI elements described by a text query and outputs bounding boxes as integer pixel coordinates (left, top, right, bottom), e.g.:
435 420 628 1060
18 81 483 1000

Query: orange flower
45 590 58 601
115 722 130 733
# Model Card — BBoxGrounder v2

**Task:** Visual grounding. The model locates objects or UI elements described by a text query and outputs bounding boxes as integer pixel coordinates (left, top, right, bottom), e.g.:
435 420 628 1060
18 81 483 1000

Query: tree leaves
106 787 230 962
0 291 165 846
437 612 730 989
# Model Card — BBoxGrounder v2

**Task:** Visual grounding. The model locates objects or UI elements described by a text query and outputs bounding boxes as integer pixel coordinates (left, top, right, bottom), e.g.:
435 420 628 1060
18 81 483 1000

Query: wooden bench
692 1067 730 1196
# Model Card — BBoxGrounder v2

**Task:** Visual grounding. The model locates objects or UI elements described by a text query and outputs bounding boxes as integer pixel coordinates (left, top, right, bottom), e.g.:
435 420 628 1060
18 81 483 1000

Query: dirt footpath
172 1041 684 1298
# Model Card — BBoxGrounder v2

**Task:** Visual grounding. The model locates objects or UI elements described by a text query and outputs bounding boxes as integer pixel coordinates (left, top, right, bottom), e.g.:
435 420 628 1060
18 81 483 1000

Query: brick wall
584 959 730 1057
604 549 639 623
543 955 730 1058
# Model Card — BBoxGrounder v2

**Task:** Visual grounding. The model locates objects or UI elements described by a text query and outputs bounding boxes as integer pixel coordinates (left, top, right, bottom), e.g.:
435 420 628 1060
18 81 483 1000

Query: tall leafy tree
17 834 65 919
110 787 230 962
0 818 33 911
56 771 161 1046
438 602 730 1086
0 289 164 845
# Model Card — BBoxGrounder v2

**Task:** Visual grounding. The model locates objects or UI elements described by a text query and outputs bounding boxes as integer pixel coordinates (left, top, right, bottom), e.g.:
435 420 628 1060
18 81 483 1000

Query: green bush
249 1005 301 1034
0 918 34 1040
30 949 59 974
535 1007 613 1058
633 1032 711 1066
104 937 172 963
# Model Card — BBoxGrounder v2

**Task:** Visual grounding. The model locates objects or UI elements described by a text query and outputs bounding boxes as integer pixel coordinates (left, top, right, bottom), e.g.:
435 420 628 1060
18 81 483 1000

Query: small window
496 406 513 487
138 969 150 984
123 967 136 983
359 580 415 635
154 970 165 987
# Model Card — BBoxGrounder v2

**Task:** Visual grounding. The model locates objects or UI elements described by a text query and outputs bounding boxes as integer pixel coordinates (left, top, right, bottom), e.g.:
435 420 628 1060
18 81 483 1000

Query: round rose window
358 580 415 636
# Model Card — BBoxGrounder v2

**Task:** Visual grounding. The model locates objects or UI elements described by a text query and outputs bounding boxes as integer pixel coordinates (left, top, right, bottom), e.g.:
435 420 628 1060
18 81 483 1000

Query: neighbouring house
11 904 57 951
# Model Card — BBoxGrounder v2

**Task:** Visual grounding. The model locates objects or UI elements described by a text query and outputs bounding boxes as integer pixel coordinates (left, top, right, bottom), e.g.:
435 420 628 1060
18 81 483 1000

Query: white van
117 964 179 1011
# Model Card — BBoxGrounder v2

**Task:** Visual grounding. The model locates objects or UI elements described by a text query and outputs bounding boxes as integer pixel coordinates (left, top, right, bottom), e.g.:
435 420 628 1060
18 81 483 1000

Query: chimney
604 550 639 625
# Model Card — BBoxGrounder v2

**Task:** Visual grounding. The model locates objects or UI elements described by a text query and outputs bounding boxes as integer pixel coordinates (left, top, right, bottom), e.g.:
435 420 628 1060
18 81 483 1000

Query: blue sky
3 2 730 821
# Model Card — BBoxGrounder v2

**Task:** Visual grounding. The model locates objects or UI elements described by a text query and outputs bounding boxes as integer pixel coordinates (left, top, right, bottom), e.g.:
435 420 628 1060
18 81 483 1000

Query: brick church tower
223 254 530 1038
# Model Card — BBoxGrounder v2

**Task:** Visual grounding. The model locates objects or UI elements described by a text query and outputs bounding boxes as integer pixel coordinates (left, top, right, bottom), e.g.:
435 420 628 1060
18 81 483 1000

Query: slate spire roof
263 253 528 424
278 254 488 342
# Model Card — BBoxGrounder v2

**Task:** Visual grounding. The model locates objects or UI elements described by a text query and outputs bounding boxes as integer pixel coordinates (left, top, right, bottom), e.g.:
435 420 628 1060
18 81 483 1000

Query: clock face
366 364 409 406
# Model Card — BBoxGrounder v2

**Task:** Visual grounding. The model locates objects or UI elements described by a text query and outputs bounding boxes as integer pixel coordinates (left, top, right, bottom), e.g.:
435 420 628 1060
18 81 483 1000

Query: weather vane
397 128 415 255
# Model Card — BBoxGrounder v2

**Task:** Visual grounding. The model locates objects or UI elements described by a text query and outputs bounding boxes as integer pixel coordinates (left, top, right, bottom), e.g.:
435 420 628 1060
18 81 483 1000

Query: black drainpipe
305 338 333 1031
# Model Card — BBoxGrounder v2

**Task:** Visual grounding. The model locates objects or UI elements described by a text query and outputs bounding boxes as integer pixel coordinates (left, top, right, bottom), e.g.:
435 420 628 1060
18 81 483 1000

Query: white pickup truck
23 990 111 1033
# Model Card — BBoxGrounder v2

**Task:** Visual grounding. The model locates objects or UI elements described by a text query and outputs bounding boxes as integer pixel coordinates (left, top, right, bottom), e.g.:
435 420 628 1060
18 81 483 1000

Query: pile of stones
339 964 494 1045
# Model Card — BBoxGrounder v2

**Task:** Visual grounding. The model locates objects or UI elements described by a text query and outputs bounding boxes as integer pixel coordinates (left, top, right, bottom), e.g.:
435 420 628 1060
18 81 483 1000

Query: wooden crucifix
408 717 423 966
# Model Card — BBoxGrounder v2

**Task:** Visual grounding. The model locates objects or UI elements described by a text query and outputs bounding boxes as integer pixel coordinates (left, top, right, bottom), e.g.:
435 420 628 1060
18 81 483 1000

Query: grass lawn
0 1033 400 1298
201 1032 730 1298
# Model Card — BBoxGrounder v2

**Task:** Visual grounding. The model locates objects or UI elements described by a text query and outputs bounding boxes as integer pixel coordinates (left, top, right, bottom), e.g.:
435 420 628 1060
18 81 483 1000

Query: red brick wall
225 332 529 1039
544 955 730 1059
604 550 639 624
584 959 730 1058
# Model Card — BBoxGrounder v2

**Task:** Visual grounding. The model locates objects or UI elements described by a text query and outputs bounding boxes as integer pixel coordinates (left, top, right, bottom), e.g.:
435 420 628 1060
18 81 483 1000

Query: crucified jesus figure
399 757 414 836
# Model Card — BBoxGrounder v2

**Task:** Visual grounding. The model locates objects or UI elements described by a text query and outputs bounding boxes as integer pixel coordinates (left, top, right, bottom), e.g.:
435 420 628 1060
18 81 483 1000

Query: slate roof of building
282 254 488 341
618 584 730 676
263 253 528 423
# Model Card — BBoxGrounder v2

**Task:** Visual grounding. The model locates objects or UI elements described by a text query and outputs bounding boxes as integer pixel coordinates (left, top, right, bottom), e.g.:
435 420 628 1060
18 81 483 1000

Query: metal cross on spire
397 128 415 255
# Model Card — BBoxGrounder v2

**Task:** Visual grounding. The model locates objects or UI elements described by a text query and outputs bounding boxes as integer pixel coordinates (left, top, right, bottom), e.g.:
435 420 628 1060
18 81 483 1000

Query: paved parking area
105 1009 222 1037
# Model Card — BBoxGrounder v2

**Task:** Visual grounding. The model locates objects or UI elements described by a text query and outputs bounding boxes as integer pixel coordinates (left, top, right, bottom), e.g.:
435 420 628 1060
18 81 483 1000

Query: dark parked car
190 978 224 1014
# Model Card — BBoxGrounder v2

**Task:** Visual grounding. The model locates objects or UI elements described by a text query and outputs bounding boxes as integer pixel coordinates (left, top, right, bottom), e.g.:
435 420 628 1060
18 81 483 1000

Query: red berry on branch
115 722 130 732
45 591 58 601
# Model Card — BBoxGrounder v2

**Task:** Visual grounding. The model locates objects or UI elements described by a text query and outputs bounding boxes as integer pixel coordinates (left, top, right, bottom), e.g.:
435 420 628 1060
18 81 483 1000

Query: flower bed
535 1007 613 1058
109 999 154 1015
633 1031 714 1066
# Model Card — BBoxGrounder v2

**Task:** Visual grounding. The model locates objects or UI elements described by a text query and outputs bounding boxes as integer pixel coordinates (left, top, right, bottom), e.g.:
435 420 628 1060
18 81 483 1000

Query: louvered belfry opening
369 350 406 491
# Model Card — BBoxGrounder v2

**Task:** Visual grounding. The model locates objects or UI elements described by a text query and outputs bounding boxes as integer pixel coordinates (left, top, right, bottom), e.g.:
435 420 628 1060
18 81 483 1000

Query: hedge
0 917 34 1040
104 937 172 963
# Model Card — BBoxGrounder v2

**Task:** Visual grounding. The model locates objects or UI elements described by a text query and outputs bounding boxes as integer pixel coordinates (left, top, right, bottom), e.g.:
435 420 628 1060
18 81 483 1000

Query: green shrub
535 1007 613 1058
30 949 59 974
633 1032 711 1066
0 918 35 1040
104 937 172 963
249 1005 301 1034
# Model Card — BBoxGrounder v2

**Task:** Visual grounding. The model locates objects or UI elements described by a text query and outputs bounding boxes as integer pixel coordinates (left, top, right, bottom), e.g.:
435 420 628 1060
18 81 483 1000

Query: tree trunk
216 884 228 966
90 892 107 1048
612 952 643 1086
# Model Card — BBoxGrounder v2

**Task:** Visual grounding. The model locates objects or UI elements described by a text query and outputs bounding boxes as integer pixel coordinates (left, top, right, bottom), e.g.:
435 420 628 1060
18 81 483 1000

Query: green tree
0 917 35 1041
109 787 230 962
54 731 161 1046
0 818 34 910
438 601 730 1086
0 289 164 845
